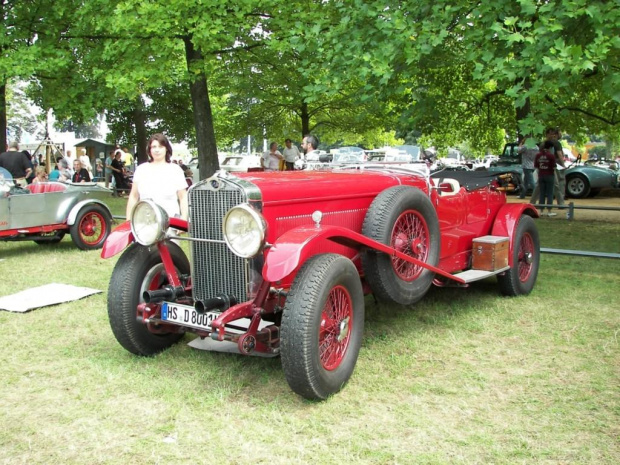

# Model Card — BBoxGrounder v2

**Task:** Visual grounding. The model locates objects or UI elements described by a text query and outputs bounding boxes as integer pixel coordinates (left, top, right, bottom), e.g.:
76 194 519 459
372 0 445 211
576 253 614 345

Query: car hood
235 169 427 204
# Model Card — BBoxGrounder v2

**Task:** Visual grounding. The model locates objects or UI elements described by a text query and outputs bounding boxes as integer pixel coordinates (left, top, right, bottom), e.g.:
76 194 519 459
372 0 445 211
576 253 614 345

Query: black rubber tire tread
361 186 440 305
281 254 365 400
107 242 188 356
498 215 540 296
565 174 590 199
70 204 112 250
34 231 66 245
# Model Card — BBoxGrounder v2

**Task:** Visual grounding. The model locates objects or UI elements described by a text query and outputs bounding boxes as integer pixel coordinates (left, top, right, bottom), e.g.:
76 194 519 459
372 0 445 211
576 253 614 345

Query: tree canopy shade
4 0 619 162
291 0 620 147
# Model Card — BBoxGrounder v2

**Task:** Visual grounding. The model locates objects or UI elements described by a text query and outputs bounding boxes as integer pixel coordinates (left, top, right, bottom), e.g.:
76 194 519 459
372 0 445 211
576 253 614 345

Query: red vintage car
103 166 540 400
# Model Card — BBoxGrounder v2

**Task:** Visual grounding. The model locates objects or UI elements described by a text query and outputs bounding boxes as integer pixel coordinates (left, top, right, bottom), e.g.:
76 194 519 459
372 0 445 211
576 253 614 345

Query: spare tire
361 186 440 305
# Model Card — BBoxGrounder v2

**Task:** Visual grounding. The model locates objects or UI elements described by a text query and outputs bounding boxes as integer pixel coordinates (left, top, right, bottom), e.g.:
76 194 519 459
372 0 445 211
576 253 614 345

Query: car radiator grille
189 183 249 304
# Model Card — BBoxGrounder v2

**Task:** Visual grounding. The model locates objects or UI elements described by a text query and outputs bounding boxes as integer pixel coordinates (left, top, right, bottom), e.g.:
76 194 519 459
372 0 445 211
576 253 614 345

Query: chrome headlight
130 200 169 246
222 204 267 258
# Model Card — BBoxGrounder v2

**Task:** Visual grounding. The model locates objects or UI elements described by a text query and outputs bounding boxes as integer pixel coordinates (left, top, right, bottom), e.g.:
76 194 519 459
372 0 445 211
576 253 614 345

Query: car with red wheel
103 166 540 400
1 168 113 250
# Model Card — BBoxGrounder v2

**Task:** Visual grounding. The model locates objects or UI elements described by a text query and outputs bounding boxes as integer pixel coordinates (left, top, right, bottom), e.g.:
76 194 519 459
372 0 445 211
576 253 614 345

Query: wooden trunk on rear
472 236 509 271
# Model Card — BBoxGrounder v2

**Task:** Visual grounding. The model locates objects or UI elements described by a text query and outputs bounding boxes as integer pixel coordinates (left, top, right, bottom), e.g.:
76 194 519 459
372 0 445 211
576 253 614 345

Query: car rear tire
565 174 590 199
108 242 188 356
361 186 440 305
498 215 540 296
281 254 364 400
70 204 112 250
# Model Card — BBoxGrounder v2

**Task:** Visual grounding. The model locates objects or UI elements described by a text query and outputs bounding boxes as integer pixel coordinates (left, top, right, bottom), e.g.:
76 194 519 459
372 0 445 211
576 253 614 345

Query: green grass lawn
0 215 618 464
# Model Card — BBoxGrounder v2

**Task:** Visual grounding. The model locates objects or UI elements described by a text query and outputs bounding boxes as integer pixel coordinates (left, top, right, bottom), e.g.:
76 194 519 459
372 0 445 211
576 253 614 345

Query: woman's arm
177 188 188 221
125 182 140 219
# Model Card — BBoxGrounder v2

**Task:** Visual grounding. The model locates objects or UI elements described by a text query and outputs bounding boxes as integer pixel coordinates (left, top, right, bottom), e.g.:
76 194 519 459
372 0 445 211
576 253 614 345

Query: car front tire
108 242 188 356
281 254 365 400
565 174 590 198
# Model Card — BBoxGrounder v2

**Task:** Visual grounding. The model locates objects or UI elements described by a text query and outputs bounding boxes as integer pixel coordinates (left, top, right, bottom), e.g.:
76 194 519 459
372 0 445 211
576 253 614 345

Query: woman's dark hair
543 140 555 150
147 133 173 162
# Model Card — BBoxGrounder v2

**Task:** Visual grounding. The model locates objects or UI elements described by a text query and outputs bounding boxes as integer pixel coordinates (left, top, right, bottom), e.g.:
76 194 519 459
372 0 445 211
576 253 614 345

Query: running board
451 266 510 284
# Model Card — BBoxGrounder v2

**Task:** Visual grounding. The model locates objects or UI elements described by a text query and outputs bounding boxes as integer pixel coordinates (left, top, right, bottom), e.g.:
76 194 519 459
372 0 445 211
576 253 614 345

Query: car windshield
332 152 365 164
223 157 243 166
394 145 421 161
0 167 14 193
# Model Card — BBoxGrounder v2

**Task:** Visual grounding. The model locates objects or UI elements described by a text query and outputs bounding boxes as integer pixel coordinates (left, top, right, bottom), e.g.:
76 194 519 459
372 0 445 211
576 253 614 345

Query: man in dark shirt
534 140 557 216
0 141 32 184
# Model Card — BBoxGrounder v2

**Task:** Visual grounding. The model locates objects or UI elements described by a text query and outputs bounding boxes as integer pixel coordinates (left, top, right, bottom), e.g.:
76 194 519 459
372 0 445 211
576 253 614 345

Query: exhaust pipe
195 294 238 314
143 285 185 304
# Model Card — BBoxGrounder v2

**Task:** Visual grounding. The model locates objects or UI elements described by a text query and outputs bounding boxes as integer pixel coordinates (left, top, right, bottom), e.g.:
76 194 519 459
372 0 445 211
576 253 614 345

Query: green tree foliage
290 0 620 152
1 0 73 149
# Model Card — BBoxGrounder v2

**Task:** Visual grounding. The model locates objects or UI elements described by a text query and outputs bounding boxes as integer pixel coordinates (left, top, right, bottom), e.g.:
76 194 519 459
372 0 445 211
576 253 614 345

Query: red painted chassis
103 168 540 399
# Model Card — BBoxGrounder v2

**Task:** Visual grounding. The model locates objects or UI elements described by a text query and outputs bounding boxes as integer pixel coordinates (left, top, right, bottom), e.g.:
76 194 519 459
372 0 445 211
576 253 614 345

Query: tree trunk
0 83 6 151
133 99 147 165
515 76 531 139
300 101 310 138
184 36 219 179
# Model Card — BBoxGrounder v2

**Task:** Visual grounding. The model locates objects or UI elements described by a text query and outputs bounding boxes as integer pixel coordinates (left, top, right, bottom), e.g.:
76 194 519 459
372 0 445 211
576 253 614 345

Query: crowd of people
259 136 317 171
0 141 135 190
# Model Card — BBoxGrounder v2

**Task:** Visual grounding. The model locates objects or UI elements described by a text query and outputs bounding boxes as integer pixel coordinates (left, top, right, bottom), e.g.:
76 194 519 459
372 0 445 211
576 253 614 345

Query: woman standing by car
126 133 188 220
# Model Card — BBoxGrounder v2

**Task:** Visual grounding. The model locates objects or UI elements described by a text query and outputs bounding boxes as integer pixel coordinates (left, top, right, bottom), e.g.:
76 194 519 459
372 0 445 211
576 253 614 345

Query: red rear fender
491 203 539 265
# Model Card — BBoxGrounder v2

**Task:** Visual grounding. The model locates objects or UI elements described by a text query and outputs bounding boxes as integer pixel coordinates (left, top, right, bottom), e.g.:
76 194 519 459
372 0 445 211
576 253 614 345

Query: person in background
31 166 48 184
301 134 320 159
530 128 565 206
126 133 188 221
551 129 567 208
72 160 91 183
282 139 301 171
22 150 36 184
57 158 72 182
105 151 115 189
122 148 134 171
0 141 32 185
111 150 129 196
262 142 283 171
48 157 62 181
95 159 104 181
64 150 76 175
534 140 557 217
518 136 538 199
79 148 93 178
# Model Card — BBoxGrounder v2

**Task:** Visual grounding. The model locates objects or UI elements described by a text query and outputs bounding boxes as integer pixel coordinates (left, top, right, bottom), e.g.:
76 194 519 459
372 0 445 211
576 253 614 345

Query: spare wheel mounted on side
361 186 440 305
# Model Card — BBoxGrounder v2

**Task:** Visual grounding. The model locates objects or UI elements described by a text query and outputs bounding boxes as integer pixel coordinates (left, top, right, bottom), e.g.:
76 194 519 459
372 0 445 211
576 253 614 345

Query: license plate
161 302 219 331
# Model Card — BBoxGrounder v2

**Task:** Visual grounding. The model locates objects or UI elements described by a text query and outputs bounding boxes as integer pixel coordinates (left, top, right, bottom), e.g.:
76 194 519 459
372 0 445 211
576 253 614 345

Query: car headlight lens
130 200 169 246
223 204 266 258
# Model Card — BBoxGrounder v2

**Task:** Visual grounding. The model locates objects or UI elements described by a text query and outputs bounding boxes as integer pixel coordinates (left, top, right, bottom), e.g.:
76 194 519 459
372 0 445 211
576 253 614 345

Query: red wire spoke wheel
319 285 353 371
70 204 112 250
281 254 364 400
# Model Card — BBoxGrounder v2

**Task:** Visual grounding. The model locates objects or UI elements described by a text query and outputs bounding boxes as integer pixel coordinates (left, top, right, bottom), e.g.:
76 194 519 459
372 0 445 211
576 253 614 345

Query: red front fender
101 221 134 258
263 224 464 284
491 203 539 266
100 217 189 259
